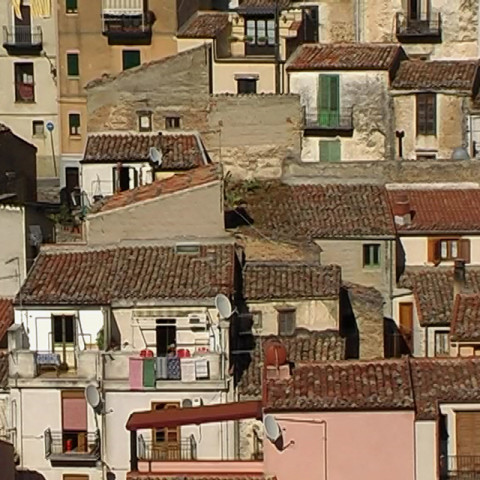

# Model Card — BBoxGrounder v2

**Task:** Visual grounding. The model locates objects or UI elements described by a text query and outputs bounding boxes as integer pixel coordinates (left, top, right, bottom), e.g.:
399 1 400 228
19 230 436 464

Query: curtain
31 0 51 18
11 0 22 19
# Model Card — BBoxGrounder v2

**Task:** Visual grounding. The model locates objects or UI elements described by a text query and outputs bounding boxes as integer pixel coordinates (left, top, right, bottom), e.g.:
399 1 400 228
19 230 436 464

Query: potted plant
243 35 253 43
257 36 267 45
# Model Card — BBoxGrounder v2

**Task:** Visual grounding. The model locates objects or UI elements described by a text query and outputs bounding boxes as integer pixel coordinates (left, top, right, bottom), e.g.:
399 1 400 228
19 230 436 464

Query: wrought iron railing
44 428 100 459
103 15 152 34
440 455 480 479
3 25 42 46
138 435 197 461
304 108 353 130
396 12 442 37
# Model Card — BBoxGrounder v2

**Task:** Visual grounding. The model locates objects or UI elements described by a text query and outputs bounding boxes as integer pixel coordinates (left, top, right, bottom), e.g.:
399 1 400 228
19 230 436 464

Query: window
112 166 138 192
363 244 381 267
251 311 263 330
61 391 87 454
138 111 152 132
68 113 80 136
319 140 341 163
165 116 181 130
237 78 257 94
53 315 75 345
156 319 176 356
277 308 296 336
416 93 436 135
14 63 34 103
32 120 44 137
318 74 340 127
66 0 78 14
152 402 179 456
434 331 449 356
245 17 275 55
67 53 79 76
122 50 141 70
428 238 471 264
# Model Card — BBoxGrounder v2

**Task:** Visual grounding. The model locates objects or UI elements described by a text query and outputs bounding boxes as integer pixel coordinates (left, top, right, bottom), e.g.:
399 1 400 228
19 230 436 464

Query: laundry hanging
31 0 51 18
11 0 22 20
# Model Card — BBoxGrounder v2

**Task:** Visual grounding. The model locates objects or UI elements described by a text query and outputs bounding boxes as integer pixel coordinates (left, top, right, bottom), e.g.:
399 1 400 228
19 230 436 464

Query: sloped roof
91 164 221 214
243 262 341 300
287 43 402 71
0 298 13 343
177 12 229 38
82 133 206 170
237 0 290 13
391 60 479 91
230 182 396 240
450 294 480 342
17 244 236 306
388 188 480 233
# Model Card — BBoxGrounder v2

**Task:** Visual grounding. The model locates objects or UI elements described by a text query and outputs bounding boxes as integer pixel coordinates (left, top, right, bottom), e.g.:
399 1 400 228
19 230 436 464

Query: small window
53 315 75 344
175 243 200 255
434 331 449 357
251 311 263 330
319 140 341 163
122 50 141 71
165 116 181 130
67 53 79 76
416 152 437 161
138 112 152 132
416 93 436 136
237 78 257 94
152 403 179 446
429 238 471 263
68 113 81 136
14 63 35 103
66 0 78 13
277 308 296 336
32 120 45 137
363 244 381 267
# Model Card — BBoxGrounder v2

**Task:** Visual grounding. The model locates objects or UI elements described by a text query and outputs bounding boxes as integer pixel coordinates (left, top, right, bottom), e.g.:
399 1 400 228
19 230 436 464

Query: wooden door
456 412 480 471
399 302 413 350
152 402 179 460
318 75 339 127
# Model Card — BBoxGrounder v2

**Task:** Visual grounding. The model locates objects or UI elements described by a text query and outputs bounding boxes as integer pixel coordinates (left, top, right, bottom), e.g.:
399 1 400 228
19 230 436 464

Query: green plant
48 204 74 226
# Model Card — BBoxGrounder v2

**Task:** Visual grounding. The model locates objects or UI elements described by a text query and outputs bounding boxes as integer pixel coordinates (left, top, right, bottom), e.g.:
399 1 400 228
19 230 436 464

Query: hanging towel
31 0 51 18
11 0 22 20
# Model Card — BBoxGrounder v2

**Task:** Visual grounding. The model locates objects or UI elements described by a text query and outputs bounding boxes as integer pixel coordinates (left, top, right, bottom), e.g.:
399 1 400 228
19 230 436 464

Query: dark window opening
122 50 141 70
53 315 75 345
67 53 79 76
165 116 181 129
68 113 80 136
416 93 436 136
363 244 381 267
237 78 257 94
66 0 78 14
277 308 296 336
32 120 44 137
15 63 34 103
156 319 176 356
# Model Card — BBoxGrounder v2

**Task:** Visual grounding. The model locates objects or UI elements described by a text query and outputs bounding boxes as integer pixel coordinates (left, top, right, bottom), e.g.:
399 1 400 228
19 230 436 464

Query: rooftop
0 352 7 390
287 43 403 71
177 12 230 38
17 243 236 306
237 0 291 13
450 294 480 342
82 132 207 170
391 60 479 92
243 262 341 300
0 298 13 342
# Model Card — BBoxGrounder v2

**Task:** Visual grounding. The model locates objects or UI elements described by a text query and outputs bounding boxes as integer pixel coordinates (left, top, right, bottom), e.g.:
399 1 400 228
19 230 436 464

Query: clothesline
11 0 51 19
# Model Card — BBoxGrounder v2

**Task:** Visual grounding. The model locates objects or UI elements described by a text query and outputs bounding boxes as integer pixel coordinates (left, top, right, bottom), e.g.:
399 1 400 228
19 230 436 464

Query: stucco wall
263 411 415 480
0 439 15 480
415 420 437 480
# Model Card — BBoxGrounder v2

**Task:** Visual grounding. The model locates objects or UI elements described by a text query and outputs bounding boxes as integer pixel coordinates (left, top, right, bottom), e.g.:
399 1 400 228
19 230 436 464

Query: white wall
415 421 437 480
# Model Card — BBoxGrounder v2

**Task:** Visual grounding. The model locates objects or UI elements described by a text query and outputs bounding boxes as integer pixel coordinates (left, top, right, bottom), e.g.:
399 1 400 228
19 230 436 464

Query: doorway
156 319 176 356
14 4 31 44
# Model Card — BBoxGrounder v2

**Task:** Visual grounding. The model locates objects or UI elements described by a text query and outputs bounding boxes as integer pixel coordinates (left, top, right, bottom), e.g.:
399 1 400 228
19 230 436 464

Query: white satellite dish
85 384 103 415
215 293 233 319
149 147 163 166
264 414 282 444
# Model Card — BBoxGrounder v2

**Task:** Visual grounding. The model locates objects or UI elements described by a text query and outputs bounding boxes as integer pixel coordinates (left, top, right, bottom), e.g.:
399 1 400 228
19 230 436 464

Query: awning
102 0 143 16
126 401 263 431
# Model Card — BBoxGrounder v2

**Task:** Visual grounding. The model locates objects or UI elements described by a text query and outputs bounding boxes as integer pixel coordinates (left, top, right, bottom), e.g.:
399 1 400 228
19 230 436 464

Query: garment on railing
167 357 180 380
36 352 60 366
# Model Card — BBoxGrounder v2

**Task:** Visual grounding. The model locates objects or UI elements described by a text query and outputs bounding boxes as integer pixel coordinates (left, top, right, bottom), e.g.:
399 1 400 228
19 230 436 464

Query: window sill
15 100 36 104
69 135 82 140
363 265 381 269
67 76 80 80
33 134 46 139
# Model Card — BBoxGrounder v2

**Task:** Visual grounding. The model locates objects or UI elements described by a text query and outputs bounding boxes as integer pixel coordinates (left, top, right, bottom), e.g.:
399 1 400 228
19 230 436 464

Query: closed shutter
428 238 440 264
319 140 341 163
456 412 480 459
62 391 87 431
399 303 413 334
318 74 339 127
459 239 471 264
417 93 436 135
67 53 79 76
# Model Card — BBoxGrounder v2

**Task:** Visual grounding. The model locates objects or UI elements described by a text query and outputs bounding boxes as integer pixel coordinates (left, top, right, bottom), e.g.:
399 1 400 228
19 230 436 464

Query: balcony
303 108 354 137
44 428 101 467
2 26 43 55
138 436 197 462
441 456 480 479
396 12 442 43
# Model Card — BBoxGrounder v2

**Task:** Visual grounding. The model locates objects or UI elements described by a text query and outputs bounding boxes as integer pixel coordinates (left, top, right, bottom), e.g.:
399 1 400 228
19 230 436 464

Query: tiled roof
388 188 480 233
238 329 346 399
243 262 341 300
237 0 290 12
231 182 396 240
287 43 402 71
177 12 229 38
266 359 414 411
450 294 480 342
399 268 480 326
391 60 479 91
82 133 206 170
91 164 221 214
18 244 236 306
0 352 8 390
0 298 13 343
410 357 480 420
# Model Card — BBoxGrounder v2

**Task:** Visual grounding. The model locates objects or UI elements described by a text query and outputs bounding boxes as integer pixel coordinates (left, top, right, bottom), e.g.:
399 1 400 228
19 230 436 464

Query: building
450 293 480 356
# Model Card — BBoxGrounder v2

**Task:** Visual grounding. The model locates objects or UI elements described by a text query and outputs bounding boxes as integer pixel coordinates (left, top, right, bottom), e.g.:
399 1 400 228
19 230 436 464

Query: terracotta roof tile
0 352 7 390
243 262 341 300
287 43 402 71
388 188 480 233
91 164 220 214
237 0 290 12
17 244 236 306
238 329 345 398
266 359 414 411
399 268 480 326
82 133 206 170
178 12 229 38
0 298 13 343
231 182 396 240
450 294 480 342
391 60 479 91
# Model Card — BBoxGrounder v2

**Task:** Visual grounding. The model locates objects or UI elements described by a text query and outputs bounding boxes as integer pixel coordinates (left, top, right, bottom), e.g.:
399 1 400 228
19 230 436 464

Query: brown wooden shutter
399 303 413 333
456 412 480 457
62 391 87 432
459 239 471 264
426 93 436 135
417 94 427 135
428 238 440 264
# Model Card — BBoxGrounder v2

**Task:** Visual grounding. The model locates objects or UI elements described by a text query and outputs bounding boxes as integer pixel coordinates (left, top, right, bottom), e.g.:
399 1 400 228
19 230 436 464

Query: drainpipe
130 430 138 472
396 130 405 159
274 0 281 94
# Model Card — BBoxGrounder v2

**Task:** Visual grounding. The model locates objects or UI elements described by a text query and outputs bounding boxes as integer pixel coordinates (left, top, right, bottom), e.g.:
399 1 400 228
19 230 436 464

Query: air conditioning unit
188 314 207 326
192 397 203 408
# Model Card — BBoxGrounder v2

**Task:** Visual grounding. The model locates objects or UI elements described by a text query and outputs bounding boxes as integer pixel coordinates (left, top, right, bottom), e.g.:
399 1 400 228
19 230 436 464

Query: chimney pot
393 194 412 226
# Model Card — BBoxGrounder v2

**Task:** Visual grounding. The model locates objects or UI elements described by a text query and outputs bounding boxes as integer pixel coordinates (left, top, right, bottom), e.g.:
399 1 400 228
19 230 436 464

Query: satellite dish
215 293 232 319
149 147 163 166
85 384 103 415
182 399 193 408
264 415 282 444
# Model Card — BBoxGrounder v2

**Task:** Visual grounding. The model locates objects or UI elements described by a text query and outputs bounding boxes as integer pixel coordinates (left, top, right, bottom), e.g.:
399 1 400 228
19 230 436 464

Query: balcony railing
303 108 354 135
44 428 100 466
3 26 43 54
440 455 480 479
102 10 153 45
396 12 442 41
138 436 197 461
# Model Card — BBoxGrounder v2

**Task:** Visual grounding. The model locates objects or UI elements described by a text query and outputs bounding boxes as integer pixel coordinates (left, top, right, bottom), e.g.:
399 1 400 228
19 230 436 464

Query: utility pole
274 0 281 94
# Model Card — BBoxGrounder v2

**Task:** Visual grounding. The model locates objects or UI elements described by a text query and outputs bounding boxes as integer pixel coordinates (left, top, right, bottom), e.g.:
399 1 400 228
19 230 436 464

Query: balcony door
62 391 87 454
318 74 340 127
456 411 480 472
52 315 76 368
152 402 180 460
14 4 31 44
399 302 413 352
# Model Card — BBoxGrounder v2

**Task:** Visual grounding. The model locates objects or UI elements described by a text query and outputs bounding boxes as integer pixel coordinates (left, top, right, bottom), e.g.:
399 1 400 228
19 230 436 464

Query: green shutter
318 74 340 127
67 53 79 76
319 140 341 162
143 358 155 387
122 50 141 71
66 0 77 13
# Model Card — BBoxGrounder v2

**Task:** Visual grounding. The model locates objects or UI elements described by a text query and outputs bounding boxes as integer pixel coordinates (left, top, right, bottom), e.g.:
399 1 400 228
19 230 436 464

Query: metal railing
3 25 42 46
102 15 152 34
396 12 442 37
440 456 480 479
138 435 197 461
304 108 353 130
44 428 100 458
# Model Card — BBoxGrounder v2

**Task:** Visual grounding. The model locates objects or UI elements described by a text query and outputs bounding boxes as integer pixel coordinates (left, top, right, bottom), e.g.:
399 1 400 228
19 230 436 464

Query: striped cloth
31 0 51 18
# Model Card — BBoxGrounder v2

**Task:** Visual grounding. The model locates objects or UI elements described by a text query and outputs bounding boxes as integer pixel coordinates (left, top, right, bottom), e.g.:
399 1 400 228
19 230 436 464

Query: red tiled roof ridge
450 293 480 342
177 10 230 39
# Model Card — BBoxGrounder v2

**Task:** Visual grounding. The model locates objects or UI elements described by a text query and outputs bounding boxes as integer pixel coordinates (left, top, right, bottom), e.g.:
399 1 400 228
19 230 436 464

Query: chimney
453 259 466 299
392 193 412 226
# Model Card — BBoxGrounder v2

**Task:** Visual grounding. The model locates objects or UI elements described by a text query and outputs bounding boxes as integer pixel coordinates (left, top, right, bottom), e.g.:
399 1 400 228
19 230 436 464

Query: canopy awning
126 401 263 431
102 0 143 15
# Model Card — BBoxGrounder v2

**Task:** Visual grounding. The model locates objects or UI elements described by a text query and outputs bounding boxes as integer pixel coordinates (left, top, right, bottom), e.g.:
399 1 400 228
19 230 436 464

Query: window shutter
329 75 340 127
428 238 440 264
62 391 87 431
456 412 480 457
330 140 341 162
426 94 436 135
67 53 79 76
417 94 426 135
459 239 471 264
318 75 330 126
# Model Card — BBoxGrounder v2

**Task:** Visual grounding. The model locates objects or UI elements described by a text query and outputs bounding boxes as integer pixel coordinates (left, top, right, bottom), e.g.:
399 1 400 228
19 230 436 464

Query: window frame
363 243 381 268
151 402 180 447
32 120 45 137
434 330 450 357
319 139 341 163
14 62 35 103
67 52 79 77
244 16 275 55
277 307 296 336
68 113 81 137
165 116 181 130
138 111 152 132
236 78 257 94
52 314 76 347
65 0 78 14
122 49 141 71
416 92 437 136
